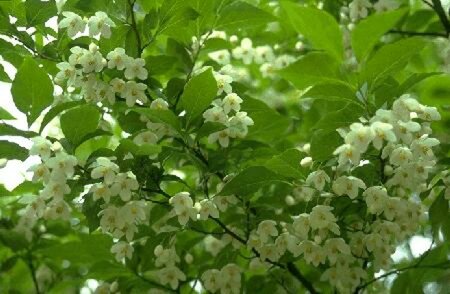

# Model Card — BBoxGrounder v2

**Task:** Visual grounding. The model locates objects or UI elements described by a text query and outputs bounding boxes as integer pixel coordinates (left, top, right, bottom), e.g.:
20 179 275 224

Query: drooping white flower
124 58 148 80
88 11 116 38
306 170 330 191
106 48 130 70
122 81 148 106
99 205 125 232
345 123 374 152
91 183 112 203
30 137 53 160
44 200 71 220
46 153 78 178
91 157 119 184
40 181 71 200
256 220 278 243
222 93 243 114
389 146 412 166
333 144 361 166
332 176 366 199
154 246 180 267
410 135 440 160
133 130 158 146
196 199 219 220
58 11 86 37
203 106 228 124
292 213 310 239
79 50 104 73
201 269 222 293
110 173 139 201
121 201 146 224
232 38 253 64
157 266 186 290
253 46 275 64
111 241 134 261
349 0 372 21
417 106 441 121
371 121 397 149
213 72 233 95
324 238 351 264
228 112 254 138
310 205 337 231
258 244 280 262
208 129 230 148
55 62 79 85
363 186 388 214
28 163 51 183
374 0 400 12
150 98 169 110
208 50 231 65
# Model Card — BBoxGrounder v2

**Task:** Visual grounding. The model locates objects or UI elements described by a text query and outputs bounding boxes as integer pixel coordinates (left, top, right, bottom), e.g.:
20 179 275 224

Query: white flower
332 176 366 199
228 112 254 138
260 63 276 78
124 58 148 80
213 195 237 212
310 205 337 231
58 11 85 37
201 269 222 292
111 241 133 261
88 11 116 38
213 72 233 95
410 135 440 160
30 137 53 160
55 62 78 85
79 51 104 73
306 170 330 191
123 81 148 106
273 55 296 69
275 232 299 256
208 129 230 147
221 263 241 284
46 153 78 178
170 192 193 214
300 156 313 168
150 98 169 110
293 213 310 239
334 144 361 166
99 205 125 232
232 38 253 64
28 163 50 183
68 46 88 66
91 157 119 184
27 197 46 218
298 240 326 266
349 0 372 21
256 220 278 243
91 183 112 203
324 238 351 264
44 200 71 220
363 186 388 214
208 50 230 65
40 181 71 200
417 106 441 121
121 201 146 224
371 121 397 149
155 246 180 267
110 173 139 201
157 266 186 290
110 78 126 95
389 146 412 166
203 106 228 124
133 130 158 145
374 0 400 12
106 48 130 70
204 235 225 256
258 244 280 262
222 93 243 114
395 120 421 143
345 123 374 152
254 46 275 64
197 199 219 220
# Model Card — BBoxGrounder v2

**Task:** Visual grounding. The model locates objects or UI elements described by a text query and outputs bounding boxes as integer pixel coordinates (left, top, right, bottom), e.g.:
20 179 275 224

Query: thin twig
127 0 142 53
26 250 41 294
388 29 447 38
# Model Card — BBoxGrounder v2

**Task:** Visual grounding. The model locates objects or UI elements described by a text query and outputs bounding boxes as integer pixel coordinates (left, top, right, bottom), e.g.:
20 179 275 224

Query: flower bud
184 253 193 264
300 156 313 168
154 245 163 256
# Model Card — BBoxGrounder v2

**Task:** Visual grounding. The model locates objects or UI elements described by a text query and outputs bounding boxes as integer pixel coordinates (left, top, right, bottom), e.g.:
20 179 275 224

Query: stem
26 250 41 294
286 262 318 294
388 29 447 38
127 0 142 53
430 0 450 37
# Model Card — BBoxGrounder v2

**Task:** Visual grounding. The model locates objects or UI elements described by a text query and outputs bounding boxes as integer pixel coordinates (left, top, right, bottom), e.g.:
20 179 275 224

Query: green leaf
218 166 284 196
0 123 38 138
241 97 290 142
0 141 28 160
25 0 57 26
132 108 182 134
39 101 85 133
264 149 305 179
280 52 340 90
60 105 101 147
116 139 162 157
0 63 11 82
0 228 28 251
363 37 427 86
396 72 442 95
310 129 342 161
429 191 449 237
351 9 408 61
180 68 217 126
0 107 15 120
38 234 114 264
281 1 343 60
216 1 275 30
0 38 30 68
314 103 364 130
11 57 54 125
303 82 359 105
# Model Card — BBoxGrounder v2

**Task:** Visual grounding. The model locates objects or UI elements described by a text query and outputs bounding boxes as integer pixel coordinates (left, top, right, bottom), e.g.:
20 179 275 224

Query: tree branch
127 0 142 53
430 0 450 37
388 29 448 38
26 250 41 294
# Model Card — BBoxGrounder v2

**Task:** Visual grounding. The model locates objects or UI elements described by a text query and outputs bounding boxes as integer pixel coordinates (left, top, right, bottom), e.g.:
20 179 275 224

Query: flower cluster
15 137 78 240
241 95 440 292
203 93 254 148
346 0 399 22
201 263 241 294
136 98 174 146
154 245 186 289
58 11 115 38
88 157 146 261
55 43 148 107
